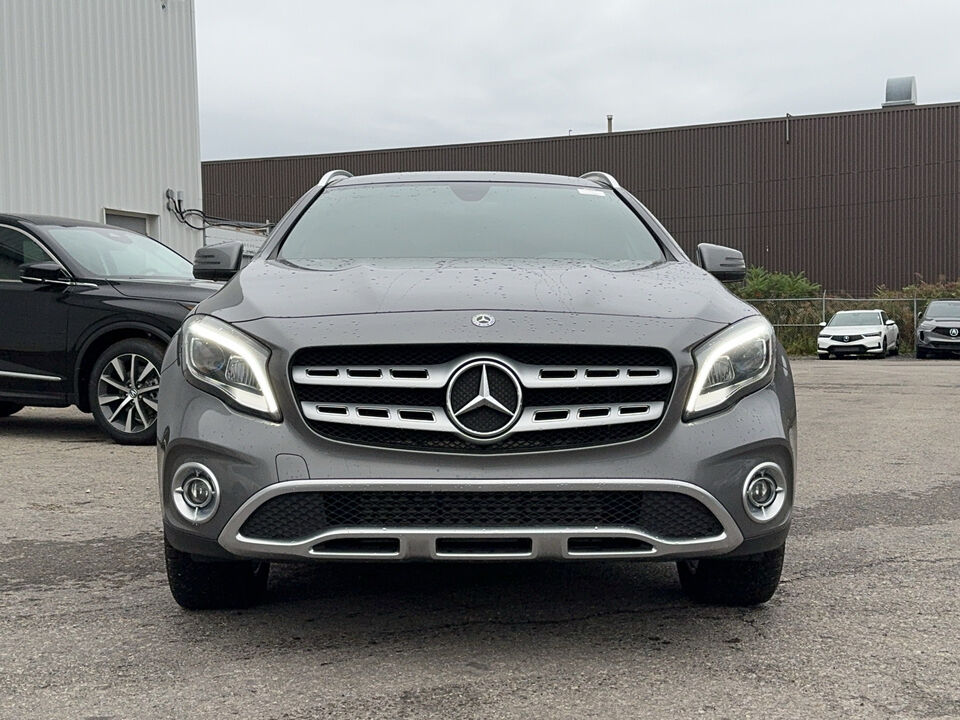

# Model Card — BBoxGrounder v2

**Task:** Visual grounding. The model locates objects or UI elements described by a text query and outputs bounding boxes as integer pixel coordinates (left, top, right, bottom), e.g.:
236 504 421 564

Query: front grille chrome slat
302 401 665 435
292 356 673 389
290 345 675 453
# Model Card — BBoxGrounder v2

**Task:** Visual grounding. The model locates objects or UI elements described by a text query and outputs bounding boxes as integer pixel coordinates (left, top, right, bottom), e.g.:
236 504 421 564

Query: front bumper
216 478 744 561
818 336 884 355
916 333 960 352
158 338 797 563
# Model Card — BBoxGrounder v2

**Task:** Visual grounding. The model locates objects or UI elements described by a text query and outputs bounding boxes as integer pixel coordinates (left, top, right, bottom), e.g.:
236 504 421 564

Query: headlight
181 315 281 420
685 316 775 421
863 332 881 337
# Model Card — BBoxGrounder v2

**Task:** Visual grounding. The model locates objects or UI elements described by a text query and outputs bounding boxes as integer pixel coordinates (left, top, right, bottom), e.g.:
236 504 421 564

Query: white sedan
817 310 900 359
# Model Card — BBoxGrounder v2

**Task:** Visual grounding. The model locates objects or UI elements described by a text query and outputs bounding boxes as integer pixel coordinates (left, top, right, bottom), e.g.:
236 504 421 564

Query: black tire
0 402 24 417
878 338 887 358
88 338 164 445
890 339 899 356
677 544 785 606
817 353 830 360
916 348 930 359
164 537 269 610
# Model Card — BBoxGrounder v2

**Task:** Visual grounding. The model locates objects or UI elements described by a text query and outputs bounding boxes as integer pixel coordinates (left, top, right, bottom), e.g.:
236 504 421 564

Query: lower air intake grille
239 491 724 542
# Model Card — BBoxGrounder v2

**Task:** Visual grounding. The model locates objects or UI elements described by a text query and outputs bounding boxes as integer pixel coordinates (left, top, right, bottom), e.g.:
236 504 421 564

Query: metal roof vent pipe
607 114 613 133
882 76 917 107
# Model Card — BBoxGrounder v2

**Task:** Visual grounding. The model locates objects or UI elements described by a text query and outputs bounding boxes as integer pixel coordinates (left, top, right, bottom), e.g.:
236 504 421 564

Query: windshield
45 226 193 279
278 182 665 264
828 311 881 327
924 301 960 319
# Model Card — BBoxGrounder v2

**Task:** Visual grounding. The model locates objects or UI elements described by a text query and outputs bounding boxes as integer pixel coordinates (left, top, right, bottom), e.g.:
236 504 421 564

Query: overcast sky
195 0 960 160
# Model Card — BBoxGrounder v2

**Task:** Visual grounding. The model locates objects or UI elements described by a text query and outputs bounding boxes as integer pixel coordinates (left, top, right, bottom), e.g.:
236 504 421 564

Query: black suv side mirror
697 243 746 282
20 261 68 285
193 242 244 281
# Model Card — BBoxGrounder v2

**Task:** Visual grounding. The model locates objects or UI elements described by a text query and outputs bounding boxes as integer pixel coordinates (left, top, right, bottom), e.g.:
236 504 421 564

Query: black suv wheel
89 338 164 445
164 537 269 610
677 544 785 606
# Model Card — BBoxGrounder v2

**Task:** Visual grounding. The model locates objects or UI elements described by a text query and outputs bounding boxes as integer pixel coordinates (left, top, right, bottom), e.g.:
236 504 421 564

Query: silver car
158 171 797 609
916 300 960 358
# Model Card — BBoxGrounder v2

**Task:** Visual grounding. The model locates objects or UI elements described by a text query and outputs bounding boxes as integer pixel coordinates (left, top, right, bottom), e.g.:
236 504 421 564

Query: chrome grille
290 345 675 453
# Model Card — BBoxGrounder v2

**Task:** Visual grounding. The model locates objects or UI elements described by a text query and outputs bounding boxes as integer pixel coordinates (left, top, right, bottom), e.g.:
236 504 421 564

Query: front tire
0 402 24 417
677 544 785 606
890 339 899 356
916 348 930 359
817 352 830 360
164 537 269 610
88 338 164 444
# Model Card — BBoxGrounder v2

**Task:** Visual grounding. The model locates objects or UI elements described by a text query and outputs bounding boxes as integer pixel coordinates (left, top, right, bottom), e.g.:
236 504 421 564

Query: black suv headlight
181 315 281 420
684 316 775 420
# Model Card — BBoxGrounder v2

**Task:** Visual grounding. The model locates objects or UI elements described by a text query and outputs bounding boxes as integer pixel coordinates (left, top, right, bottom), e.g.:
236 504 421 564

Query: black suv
0 214 218 443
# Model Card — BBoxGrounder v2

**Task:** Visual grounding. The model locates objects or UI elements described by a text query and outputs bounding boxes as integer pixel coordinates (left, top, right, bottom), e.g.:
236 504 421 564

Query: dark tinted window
279 182 665 264
0 227 50 280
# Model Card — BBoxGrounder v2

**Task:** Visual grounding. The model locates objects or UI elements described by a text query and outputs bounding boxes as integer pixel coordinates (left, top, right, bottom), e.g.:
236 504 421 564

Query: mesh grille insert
239 490 723 541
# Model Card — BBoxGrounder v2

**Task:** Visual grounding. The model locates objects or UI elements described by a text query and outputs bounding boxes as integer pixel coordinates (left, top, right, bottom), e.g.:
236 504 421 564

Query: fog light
742 462 787 523
183 476 214 508
171 462 220 524
746 475 777 508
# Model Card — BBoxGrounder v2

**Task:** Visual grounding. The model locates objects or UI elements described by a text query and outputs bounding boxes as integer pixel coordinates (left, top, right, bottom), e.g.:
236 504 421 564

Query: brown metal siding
202 103 960 295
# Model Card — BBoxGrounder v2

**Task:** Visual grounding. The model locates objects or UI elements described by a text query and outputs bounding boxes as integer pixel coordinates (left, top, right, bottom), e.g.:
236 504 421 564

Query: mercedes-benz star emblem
951 328 959 337
472 313 495 327
445 359 522 440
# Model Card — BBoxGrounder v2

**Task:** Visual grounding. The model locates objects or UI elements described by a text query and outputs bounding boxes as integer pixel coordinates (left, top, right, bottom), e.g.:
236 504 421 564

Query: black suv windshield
924 301 960 319
278 182 665 264
45 225 193 279
828 312 881 327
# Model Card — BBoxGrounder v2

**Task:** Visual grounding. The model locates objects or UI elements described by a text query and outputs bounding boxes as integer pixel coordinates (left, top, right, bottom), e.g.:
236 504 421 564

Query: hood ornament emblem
472 313 495 328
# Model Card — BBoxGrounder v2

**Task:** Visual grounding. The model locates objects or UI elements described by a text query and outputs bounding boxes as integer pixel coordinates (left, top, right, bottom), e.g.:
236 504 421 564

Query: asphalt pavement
1 358 958 719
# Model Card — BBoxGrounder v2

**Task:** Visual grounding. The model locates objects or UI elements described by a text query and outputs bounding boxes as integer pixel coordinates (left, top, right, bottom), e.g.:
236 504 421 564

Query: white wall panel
0 0 202 256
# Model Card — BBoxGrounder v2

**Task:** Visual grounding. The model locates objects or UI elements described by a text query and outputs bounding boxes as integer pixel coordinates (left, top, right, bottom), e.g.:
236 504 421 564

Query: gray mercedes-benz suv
158 170 796 609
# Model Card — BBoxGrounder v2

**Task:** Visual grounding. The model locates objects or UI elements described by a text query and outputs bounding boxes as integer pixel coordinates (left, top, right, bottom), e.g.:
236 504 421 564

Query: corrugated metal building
202 103 960 295
0 0 203 257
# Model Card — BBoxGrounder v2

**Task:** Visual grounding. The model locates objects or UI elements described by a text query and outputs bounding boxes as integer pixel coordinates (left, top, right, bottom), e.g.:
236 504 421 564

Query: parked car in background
159 170 796 610
0 214 219 443
817 310 899 359
916 300 960 358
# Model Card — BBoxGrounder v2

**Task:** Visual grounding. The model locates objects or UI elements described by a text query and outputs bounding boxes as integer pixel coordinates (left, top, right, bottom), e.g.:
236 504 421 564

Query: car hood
109 278 221 304
201 258 754 325
821 325 885 335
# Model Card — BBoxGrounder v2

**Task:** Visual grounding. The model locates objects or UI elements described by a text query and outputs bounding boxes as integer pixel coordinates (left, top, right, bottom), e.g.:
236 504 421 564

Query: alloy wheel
97 353 160 434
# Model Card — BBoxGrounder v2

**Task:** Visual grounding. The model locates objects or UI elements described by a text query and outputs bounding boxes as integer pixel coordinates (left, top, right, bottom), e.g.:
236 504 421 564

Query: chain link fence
744 295 921 355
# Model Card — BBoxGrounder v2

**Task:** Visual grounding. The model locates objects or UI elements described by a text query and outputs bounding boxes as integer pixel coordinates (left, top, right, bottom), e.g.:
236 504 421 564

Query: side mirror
917 311 924 320
696 243 746 282
193 241 243 281
20 261 68 285
885 319 895 326
819 321 827 328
